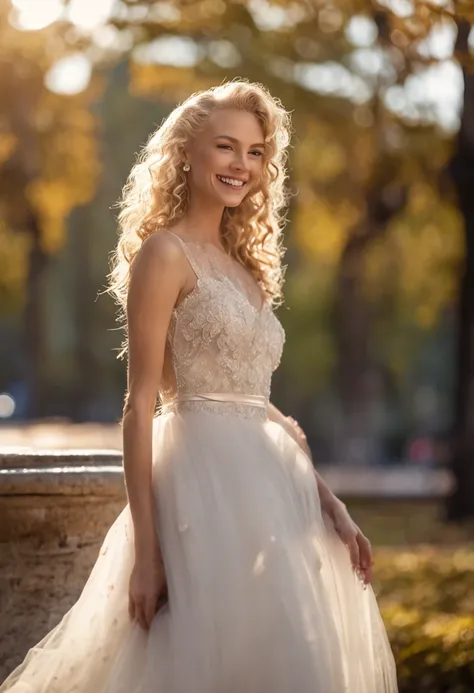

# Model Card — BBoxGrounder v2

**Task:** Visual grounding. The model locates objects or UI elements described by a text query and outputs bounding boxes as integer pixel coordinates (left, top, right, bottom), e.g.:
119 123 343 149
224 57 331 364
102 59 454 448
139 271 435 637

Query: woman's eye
217 144 262 157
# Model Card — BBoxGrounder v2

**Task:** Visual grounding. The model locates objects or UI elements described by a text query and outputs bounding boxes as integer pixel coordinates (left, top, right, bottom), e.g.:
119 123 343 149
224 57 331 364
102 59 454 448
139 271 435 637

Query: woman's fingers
287 416 306 438
333 506 374 587
357 533 373 584
129 594 148 630
358 533 372 568
144 595 158 629
135 600 149 630
347 533 360 573
130 594 163 630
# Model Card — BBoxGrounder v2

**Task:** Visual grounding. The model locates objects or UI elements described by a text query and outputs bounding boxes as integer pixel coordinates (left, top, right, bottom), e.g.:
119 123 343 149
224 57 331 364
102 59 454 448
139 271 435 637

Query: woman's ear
179 146 189 167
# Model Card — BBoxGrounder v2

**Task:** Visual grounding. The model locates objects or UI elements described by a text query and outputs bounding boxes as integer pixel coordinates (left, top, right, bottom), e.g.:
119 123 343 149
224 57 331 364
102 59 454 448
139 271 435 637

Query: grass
342 498 474 692
344 498 474 547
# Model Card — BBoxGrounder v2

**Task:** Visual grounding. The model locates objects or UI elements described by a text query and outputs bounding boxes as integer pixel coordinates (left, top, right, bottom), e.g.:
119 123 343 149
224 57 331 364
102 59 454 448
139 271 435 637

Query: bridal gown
0 230 398 692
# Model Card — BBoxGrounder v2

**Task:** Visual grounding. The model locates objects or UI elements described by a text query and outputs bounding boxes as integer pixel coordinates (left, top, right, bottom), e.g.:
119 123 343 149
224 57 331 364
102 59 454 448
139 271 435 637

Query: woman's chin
223 198 244 208
204 184 246 208
211 192 244 208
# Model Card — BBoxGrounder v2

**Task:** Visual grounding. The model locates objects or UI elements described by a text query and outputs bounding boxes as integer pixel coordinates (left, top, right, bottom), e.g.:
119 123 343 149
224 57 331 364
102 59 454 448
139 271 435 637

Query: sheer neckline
221 273 269 316
167 229 268 315
167 231 229 257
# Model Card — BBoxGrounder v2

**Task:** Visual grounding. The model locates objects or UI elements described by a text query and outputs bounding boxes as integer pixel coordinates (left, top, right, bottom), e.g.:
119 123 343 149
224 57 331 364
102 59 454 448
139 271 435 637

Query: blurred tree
446 13 474 520
1 0 471 478
107 0 468 461
68 61 171 420
0 2 101 415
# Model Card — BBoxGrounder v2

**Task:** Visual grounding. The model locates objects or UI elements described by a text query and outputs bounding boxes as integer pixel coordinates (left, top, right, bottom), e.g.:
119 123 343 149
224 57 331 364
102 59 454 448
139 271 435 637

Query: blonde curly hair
106 79 293 359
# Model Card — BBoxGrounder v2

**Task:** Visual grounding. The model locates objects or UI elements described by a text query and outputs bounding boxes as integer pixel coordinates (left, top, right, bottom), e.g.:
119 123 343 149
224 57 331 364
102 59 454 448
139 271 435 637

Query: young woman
1 80 398 692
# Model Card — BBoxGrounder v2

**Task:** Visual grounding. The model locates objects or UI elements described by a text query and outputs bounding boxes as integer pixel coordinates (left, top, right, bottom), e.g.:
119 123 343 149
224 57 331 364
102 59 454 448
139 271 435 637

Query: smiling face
183 108 266 208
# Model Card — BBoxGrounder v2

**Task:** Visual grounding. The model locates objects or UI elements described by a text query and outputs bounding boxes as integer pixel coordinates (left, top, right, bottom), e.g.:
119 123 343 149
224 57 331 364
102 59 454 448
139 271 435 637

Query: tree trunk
70 206 99 422
334 226 375 464
445 19 474 521
334 180 407 464
23 212 49 418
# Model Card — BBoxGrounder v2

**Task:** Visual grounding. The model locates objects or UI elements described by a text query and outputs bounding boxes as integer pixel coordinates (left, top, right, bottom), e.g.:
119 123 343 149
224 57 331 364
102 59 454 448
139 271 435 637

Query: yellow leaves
0 20 102 290
0 220 30 297
416 304 437 330
422 614 474 646
389 187 464 328
293 195 359 264
294 121 348 183
382 604 421 629
409 181 438 216
372 545 474 684
27 179 68 254
0 133 17 164
129 63 216 102
364 181 464 337
456 0 474 24
20 103 101 255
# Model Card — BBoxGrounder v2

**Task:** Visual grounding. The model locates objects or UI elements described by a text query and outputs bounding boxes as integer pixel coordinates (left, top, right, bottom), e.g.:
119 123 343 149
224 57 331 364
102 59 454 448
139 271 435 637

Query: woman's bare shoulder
134 230 184 269
128 231 187 304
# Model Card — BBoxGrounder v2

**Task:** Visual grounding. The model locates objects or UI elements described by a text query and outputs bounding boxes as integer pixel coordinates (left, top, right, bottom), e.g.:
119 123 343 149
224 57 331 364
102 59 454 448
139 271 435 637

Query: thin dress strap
163 229 266 313
164 229 203 280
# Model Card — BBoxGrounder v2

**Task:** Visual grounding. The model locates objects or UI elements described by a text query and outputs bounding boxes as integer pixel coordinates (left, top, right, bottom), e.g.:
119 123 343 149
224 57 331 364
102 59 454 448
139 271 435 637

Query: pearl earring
183 163 190 171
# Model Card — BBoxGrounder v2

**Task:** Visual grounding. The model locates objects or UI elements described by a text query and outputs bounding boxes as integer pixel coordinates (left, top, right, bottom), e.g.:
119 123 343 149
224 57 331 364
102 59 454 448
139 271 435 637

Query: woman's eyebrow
213 135 265 148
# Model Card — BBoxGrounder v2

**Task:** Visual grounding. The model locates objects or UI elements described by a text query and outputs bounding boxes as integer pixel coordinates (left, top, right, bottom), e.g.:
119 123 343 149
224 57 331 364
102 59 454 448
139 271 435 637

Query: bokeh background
1 1 474 689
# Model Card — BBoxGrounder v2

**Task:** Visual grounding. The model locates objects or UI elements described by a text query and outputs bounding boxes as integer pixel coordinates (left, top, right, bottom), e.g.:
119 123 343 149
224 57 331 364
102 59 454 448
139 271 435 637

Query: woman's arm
124 233 185 556
123 232 187 627
122 232 189 629
267 401 345 520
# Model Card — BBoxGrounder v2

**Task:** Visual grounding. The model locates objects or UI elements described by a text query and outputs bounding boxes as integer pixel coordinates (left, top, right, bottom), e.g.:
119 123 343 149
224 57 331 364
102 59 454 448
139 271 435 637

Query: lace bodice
160 230 285 421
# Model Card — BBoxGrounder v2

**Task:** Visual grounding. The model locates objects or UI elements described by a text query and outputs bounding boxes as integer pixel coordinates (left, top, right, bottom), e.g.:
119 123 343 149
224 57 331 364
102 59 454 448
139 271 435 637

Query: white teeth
217 175 245 187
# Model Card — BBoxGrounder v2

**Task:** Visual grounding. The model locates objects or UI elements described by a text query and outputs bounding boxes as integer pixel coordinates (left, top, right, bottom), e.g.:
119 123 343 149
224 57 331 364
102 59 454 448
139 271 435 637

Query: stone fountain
0 448 125 680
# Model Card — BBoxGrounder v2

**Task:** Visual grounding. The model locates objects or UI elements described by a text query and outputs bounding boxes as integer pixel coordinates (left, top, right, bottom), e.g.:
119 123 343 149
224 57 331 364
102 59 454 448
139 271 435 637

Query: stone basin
0 448 125 681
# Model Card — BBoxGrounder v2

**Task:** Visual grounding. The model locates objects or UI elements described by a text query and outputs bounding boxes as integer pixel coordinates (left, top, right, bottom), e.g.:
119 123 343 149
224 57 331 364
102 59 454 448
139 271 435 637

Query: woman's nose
231 152 249 172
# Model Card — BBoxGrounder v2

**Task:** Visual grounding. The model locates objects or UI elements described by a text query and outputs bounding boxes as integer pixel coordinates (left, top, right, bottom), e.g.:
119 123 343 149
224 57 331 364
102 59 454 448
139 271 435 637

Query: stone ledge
0 447 122 469
0 448 124 497
0 468 125 496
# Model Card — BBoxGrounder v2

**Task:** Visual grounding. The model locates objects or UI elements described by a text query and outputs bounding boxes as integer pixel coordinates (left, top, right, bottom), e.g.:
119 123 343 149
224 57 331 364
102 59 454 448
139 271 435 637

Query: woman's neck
173 204 226 248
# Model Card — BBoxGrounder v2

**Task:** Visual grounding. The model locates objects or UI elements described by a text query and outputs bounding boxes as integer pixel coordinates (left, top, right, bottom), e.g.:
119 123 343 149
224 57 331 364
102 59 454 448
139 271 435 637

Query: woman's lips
215 174 247 190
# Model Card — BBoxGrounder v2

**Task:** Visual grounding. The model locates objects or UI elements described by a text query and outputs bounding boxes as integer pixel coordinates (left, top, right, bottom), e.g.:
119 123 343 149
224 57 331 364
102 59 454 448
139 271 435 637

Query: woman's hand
286 415 304 437
330 502 374 587
285 415 312 460
129 545 168 630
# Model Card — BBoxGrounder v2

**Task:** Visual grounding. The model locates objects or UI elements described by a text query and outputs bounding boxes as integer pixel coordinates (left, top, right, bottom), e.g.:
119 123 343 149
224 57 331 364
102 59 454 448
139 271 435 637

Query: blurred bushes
375 547 474 692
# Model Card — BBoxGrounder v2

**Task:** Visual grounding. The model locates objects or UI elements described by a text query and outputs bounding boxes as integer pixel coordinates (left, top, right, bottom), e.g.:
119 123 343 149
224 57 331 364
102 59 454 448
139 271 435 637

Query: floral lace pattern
161 232 285 421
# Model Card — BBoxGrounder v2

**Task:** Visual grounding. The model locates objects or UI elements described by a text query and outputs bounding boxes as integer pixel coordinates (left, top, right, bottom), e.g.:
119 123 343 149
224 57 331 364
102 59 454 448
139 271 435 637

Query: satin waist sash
161 392 268 409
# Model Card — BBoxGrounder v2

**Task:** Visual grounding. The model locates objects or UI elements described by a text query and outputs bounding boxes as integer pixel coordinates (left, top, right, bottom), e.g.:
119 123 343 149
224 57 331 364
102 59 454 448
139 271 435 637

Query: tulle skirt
0 410 398 692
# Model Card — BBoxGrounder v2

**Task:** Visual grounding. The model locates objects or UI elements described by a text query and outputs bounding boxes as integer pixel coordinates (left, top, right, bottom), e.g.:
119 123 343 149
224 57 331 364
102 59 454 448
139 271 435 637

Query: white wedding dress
0 230 398 692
